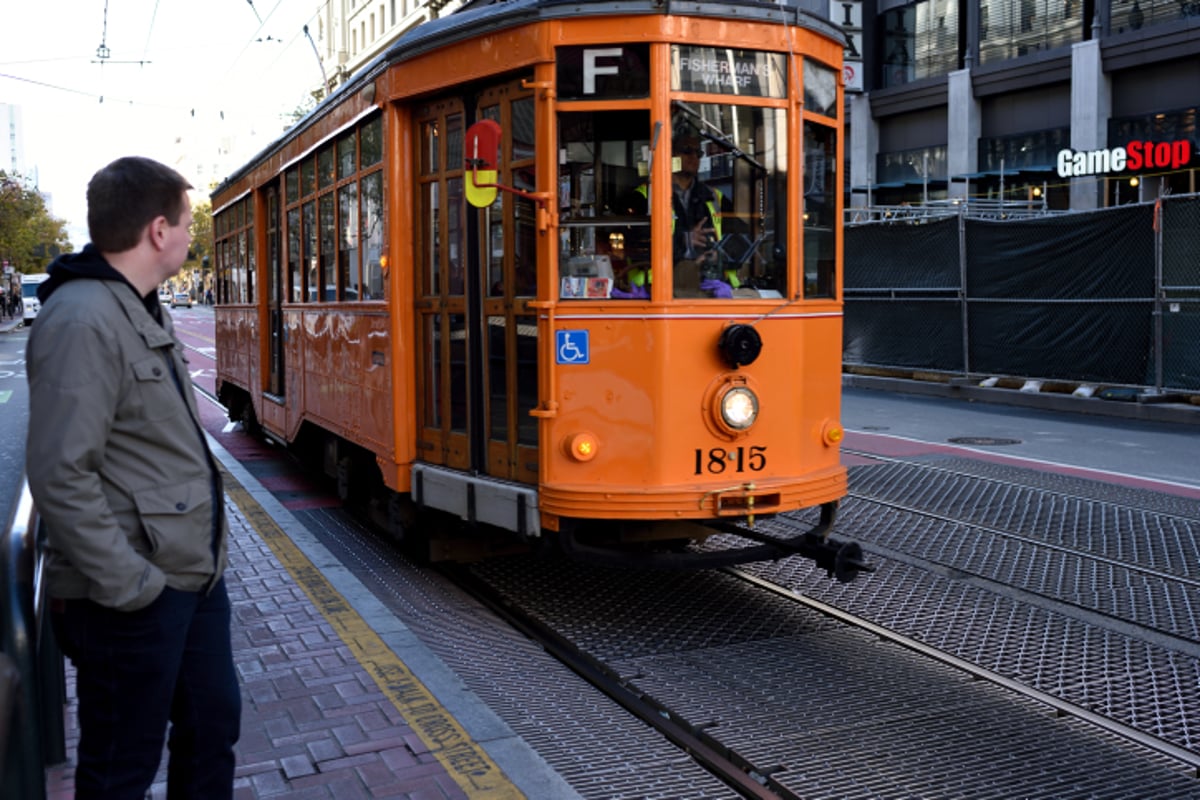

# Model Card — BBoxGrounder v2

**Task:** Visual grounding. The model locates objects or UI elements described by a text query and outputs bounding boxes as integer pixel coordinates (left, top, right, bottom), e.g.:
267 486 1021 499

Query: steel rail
842 445 1200 521
844 487 1200 592
446 565 790 800
730 566 1200 778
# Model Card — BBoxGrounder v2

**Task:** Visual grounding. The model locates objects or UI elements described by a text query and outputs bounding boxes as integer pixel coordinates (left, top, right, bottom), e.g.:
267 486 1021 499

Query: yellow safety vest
630 185 739 289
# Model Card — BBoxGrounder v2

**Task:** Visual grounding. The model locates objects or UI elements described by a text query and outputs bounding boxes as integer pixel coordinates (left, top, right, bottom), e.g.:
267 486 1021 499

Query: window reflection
880 0 961 87
978 0 1082 64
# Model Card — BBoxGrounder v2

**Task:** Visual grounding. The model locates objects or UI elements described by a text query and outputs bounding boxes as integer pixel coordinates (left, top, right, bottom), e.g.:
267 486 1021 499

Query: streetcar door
415 87 540 482
476 85 539 484
416 100 471 470
266 185 285 397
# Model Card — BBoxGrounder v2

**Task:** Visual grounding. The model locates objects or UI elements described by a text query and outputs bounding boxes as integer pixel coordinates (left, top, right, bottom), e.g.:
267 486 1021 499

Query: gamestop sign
1056 140 1194 178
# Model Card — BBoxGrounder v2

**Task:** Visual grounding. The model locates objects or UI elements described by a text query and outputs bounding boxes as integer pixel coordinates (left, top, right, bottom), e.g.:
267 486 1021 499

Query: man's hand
689 219 714 251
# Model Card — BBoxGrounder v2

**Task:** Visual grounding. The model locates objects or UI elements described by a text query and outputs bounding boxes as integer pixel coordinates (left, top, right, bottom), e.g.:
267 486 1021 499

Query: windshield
23 282 41 298
665 101 787 300
555 103 788 301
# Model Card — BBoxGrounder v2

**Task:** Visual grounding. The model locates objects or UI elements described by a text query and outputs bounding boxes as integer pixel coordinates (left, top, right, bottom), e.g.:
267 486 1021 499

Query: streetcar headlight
720 387 759 430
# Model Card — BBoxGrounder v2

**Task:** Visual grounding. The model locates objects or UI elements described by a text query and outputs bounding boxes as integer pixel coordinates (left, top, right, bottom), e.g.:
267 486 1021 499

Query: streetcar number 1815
694 446 766 475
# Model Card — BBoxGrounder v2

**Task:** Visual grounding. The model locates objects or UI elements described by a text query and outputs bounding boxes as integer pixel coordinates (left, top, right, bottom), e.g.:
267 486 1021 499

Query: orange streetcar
213 0 866 578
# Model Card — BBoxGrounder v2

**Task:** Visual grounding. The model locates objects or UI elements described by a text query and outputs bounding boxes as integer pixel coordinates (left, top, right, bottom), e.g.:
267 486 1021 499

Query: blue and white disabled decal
556 330 589 365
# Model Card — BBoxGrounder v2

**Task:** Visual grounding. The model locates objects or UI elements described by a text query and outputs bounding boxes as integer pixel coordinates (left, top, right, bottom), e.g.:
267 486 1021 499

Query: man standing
26 156 240 799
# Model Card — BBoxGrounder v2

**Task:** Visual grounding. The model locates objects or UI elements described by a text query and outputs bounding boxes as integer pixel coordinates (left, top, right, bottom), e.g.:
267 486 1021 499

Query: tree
168 200 215 296
185 200 213 273
0 171 73 273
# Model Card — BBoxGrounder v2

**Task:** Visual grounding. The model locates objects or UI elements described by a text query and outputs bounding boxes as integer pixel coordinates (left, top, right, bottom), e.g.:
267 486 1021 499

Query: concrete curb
844 374 1200 427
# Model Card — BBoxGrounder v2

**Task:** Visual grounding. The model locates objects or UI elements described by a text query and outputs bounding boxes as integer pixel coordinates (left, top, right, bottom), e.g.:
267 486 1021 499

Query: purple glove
700 279 733 298
611 284 650 299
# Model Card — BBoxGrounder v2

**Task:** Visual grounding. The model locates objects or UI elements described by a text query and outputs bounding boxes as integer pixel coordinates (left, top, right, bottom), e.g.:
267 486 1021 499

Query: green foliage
183 201 213 274
0 171 73 273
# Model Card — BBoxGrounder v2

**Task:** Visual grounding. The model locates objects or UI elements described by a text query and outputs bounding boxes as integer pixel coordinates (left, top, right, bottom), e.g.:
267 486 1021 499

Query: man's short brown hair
87 157 193 253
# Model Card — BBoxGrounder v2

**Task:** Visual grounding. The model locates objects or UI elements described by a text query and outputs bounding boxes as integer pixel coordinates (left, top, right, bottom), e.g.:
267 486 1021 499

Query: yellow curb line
222 472 525 799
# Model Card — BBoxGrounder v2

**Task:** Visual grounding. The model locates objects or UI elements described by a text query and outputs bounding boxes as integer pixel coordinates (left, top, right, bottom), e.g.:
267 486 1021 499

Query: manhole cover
947 436 1022 446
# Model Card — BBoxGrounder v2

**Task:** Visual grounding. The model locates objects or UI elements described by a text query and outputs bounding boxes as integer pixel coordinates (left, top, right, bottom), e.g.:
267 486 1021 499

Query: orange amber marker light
822 422 844 447
379 254 390 274
565 432 598 462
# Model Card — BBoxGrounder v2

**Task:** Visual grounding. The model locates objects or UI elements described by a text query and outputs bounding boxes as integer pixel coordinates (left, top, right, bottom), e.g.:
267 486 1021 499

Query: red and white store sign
1056 140 1194 178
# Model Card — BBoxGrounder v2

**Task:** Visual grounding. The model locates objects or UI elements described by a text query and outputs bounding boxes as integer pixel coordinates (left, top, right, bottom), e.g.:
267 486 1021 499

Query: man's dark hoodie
40 244 165 324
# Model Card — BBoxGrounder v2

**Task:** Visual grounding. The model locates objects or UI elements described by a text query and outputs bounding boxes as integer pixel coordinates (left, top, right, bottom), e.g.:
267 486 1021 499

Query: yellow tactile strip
223 470 525 799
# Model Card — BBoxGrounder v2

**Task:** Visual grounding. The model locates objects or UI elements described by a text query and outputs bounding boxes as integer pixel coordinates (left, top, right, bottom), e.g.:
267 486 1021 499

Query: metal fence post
1153 192 1164 395
959 203 970 377
1 481 56 800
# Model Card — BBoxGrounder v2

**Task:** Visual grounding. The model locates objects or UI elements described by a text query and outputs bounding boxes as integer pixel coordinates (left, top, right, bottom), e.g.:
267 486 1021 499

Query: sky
1 0 326 249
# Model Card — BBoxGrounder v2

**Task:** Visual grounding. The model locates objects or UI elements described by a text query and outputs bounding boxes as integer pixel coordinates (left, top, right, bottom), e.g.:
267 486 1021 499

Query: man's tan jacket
26 278 228 612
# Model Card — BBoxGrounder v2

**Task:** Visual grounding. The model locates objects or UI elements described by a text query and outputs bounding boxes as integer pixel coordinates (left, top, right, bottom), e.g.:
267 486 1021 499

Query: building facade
1 104 27 179
315 0 464 92
844 0 1200 209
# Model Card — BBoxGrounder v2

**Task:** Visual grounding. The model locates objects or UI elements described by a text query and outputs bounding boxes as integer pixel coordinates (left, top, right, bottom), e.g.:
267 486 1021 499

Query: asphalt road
0 324 30 515
842 387 1200 492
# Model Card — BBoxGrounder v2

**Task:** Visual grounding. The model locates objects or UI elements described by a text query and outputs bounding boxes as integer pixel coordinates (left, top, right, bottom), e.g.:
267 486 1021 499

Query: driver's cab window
557 110 650 300
664 101 788 300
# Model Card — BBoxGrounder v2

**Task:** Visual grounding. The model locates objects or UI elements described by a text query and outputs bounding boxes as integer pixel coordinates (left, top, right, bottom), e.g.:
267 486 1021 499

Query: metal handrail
1 479 65 800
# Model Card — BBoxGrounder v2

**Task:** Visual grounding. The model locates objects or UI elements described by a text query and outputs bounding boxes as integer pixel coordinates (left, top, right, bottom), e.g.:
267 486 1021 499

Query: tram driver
617 128 746 299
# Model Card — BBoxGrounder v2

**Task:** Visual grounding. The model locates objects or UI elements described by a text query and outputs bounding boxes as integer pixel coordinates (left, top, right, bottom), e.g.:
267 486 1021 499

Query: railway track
457 545 1200 797
449 451 1200 797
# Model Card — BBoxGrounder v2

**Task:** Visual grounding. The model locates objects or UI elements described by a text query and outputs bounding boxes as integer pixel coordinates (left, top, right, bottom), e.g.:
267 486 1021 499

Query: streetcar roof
212 0 842 200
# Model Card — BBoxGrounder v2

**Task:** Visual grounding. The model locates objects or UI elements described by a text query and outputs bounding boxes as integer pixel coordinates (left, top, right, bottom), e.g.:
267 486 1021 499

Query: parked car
22 273 50 326
159 290 172 305
171 291 192 309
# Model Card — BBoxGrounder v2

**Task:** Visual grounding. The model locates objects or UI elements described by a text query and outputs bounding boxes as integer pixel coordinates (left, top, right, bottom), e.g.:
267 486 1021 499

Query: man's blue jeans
53 578 241 799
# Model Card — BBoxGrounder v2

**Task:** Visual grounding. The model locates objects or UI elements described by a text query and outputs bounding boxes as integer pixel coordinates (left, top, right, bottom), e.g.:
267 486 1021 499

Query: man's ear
147 216 168 251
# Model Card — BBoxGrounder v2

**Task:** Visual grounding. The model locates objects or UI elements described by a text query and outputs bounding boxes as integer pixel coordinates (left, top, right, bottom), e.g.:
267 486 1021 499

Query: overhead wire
140 0 162 64
0 0 320 121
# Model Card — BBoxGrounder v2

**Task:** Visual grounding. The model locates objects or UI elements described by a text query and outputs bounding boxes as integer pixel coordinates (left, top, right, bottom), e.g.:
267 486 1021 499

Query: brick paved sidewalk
45 493 473 800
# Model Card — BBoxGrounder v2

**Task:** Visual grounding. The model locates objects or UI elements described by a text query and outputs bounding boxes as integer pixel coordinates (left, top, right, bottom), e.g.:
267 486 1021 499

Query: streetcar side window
803 120 838 299
361 171 384 299
214 196 255 305
557 110 650 300
280 112 386 303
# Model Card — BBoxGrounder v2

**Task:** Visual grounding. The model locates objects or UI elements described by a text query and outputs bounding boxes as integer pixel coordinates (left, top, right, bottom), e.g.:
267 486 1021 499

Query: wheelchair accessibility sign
556 330 589 364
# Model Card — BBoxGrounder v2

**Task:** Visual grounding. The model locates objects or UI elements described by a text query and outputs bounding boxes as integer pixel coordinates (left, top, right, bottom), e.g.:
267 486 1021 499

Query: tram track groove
458 550 1200 797
842 446 1200 522
727 567 1200 778
843 488 1200 590
828 454 1200 647
714 456 1200 768
299 498 1200 797
445 564 787 800
761 505 1200 661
